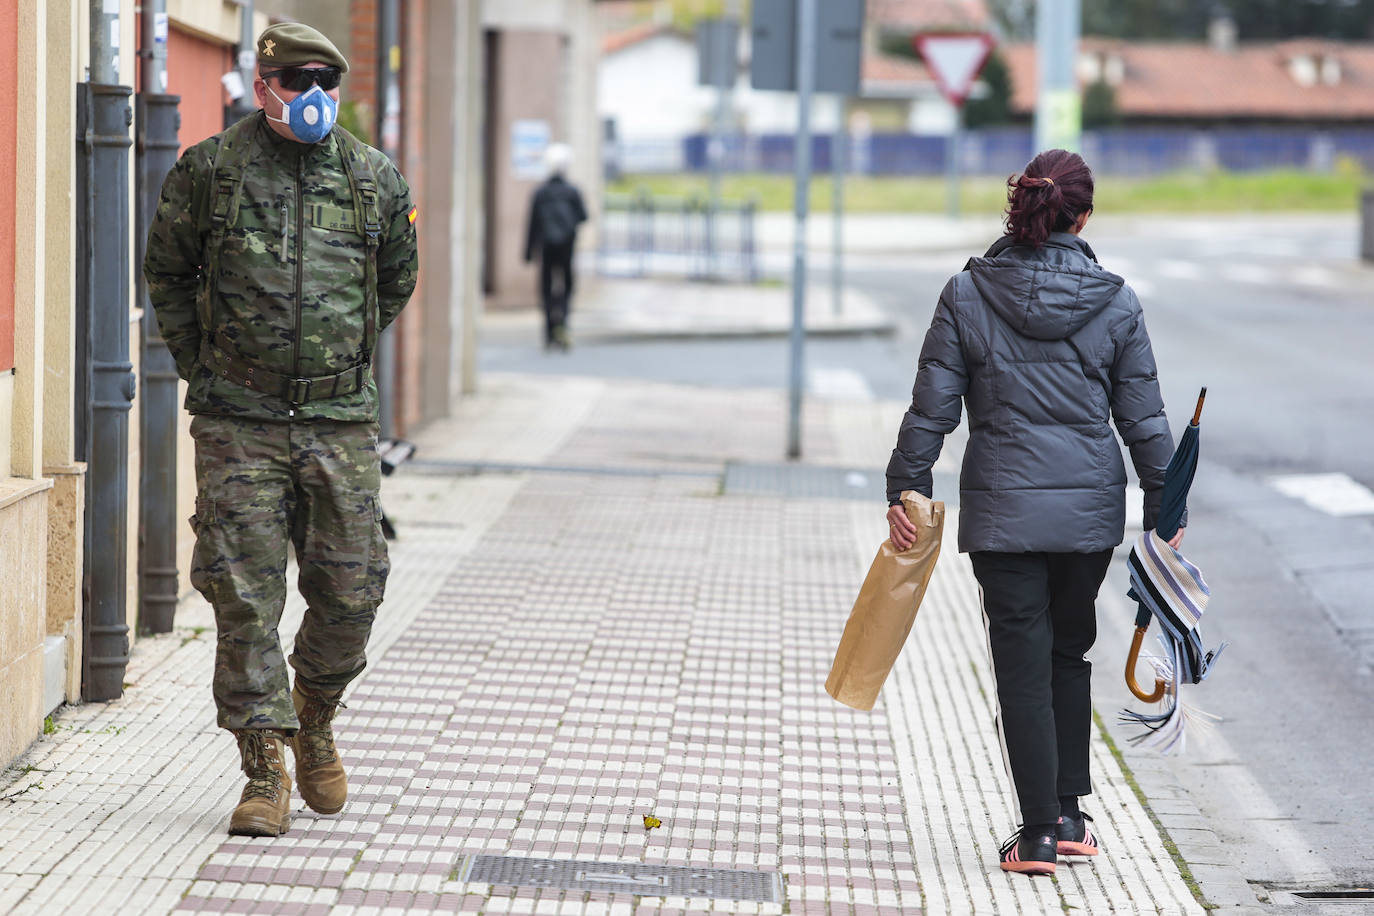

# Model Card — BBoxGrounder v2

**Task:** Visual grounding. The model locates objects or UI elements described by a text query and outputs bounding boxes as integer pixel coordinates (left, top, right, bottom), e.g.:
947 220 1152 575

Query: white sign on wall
512 119 551 180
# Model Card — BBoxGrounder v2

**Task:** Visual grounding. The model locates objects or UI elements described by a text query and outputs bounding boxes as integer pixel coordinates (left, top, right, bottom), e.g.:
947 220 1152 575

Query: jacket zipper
291 155 305 414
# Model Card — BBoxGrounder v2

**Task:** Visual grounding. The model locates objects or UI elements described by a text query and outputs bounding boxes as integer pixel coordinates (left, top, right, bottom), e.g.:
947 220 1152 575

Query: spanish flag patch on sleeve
407 206 418 225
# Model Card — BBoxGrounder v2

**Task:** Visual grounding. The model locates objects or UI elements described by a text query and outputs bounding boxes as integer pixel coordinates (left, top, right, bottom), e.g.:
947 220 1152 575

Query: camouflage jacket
144 112 418 421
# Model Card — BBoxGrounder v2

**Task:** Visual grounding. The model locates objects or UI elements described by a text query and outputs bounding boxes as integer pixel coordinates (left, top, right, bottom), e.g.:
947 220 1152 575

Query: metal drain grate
1291 889 1374 902
456 854 782 903
723 462 881 501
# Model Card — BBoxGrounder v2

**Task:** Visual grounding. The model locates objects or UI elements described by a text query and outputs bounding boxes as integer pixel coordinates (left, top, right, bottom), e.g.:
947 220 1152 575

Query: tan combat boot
228 730 292 836
289 685 348 815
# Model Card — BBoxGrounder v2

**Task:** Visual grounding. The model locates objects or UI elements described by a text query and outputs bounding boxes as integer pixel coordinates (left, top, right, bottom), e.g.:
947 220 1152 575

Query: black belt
200 333 370 405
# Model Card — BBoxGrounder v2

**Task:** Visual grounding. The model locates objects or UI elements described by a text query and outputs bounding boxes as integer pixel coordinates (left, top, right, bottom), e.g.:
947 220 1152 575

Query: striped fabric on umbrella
1127 529 1215 685
1120 388 1227 754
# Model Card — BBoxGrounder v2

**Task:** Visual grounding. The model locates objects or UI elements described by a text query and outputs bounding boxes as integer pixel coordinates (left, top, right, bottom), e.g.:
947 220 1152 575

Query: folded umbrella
1121 388 1227 753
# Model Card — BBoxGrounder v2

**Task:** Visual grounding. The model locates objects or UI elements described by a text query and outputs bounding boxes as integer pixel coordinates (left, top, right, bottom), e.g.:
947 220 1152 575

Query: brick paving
0 373 1207 914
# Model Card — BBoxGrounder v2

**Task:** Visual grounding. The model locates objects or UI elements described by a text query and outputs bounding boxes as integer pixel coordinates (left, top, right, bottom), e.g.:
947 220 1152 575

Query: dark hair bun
1005 150 1094 248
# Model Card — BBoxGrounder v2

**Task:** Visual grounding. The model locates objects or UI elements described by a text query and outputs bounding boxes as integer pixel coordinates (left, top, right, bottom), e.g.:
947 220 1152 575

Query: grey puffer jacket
886 232 1176 554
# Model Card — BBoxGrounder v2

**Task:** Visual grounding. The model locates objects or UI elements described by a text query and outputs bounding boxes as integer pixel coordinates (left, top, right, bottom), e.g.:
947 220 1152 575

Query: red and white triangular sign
913 32 996 107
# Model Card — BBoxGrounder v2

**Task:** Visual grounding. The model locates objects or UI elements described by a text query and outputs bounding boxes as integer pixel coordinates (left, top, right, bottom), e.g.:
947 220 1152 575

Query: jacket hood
964 232 1125 341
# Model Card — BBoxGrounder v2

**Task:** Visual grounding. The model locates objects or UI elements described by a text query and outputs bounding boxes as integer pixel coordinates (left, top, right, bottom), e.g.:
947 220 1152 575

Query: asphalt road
483 213 1374 900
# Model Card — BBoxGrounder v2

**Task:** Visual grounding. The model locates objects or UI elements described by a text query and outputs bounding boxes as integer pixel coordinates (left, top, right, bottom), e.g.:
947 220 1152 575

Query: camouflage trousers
189 415 389 733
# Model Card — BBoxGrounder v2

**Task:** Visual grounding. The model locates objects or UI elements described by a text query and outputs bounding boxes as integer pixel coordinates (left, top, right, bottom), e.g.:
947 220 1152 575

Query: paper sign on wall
512 120 551 180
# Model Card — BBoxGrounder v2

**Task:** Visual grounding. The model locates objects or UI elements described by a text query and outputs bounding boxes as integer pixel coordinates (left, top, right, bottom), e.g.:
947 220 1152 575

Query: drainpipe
136 0 181 634
79 0 135 700
228 0 256 127
375 0 401 439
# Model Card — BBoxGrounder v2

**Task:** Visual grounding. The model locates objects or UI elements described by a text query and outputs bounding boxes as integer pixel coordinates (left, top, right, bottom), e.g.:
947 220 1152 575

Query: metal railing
597 189 759 283
610 126 1374 177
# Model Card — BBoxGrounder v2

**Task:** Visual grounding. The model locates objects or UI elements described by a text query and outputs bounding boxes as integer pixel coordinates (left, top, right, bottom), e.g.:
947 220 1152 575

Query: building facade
0 0 504 769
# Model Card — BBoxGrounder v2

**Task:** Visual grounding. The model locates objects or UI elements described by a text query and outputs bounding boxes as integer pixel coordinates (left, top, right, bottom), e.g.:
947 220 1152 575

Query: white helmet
545 142 573 175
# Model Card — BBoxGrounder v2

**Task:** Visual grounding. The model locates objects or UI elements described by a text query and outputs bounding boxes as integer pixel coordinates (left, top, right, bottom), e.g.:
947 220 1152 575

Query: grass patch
609 165 1368 215
1093 709 1218 910
0 782 42 803
179 625 209 648
0 764 49 803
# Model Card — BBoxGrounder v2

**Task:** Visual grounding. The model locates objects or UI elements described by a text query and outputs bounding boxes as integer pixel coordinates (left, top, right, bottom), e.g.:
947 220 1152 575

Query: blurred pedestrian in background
884 149 1183 877
524 143 587 351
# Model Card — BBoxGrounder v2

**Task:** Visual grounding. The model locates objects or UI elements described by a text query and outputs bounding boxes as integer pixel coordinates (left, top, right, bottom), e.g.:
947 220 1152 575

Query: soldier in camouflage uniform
143 22 418 837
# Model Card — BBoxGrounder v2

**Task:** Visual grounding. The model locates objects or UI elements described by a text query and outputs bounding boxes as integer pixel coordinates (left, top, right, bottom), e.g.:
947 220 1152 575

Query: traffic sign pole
832 95 846 316
947 103 962 219
752 0 862 461
787 0 818 460
699 14 741 278
912 32 995 224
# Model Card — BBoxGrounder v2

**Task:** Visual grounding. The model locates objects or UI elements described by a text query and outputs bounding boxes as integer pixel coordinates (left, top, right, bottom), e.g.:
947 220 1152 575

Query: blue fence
619 126 1374 176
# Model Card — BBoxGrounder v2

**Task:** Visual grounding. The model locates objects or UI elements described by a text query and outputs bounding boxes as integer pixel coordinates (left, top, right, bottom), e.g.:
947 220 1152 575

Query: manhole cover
456 854 782 903
724 462 881 501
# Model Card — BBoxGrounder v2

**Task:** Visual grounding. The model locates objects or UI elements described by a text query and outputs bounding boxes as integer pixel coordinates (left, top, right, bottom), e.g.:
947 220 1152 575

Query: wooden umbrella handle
1190 387 1207 426
1126 626 1167 703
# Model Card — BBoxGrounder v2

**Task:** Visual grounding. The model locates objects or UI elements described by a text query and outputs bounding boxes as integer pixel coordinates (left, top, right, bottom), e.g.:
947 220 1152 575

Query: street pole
228 0 256 125
831 94 845 316
946 103 962 218
376 0 401 439
786 0 817 460
90 0 119 83
136 0 182 634
706 15 735 279
460 0 482 396
1034 0 1082 153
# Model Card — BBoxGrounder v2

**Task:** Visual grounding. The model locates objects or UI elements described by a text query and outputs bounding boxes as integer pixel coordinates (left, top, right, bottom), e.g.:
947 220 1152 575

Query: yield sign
913 32 996 107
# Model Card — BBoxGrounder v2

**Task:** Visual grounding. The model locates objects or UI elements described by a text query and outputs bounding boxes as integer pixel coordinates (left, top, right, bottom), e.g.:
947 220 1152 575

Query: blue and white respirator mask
266 83 338 144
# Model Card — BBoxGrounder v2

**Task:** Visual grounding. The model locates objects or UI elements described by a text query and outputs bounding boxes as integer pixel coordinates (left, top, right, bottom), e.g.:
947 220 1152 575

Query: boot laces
238 732 284 799
297 696 343 767
242 774 283 801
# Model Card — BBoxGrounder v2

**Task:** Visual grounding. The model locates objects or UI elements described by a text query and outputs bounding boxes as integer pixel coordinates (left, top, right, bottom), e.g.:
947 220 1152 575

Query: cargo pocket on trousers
365 497 390 606
190 494 285 609
188 496 223 604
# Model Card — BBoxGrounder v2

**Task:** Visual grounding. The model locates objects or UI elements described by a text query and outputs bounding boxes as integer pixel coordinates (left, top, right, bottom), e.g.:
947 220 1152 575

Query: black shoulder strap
198 117 257 333
333 126 382 361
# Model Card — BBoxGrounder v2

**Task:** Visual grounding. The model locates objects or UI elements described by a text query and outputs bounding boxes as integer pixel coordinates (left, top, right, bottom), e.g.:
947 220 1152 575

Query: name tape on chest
309 204 358 232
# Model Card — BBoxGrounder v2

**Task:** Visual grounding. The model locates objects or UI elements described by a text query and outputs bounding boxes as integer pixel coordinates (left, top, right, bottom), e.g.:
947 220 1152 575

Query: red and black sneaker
1057 812 1100 857
998 826 1058 876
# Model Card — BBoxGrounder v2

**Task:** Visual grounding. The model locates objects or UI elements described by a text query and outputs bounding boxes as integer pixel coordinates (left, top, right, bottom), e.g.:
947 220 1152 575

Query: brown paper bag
825 490 945 710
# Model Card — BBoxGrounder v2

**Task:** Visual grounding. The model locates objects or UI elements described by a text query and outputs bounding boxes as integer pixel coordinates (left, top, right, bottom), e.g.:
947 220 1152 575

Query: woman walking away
885 149 1184 877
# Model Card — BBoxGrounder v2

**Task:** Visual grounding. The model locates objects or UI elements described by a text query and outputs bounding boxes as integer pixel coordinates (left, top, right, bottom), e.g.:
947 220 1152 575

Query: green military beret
257 22 349 73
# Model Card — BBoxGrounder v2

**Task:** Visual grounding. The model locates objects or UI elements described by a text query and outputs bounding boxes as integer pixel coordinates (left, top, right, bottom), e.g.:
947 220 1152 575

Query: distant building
597 0 996 150
865 0 991 35
1002 38 1374 126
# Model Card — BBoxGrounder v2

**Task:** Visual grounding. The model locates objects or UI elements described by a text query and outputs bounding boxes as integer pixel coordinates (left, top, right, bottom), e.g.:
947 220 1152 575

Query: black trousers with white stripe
969 549 1114 826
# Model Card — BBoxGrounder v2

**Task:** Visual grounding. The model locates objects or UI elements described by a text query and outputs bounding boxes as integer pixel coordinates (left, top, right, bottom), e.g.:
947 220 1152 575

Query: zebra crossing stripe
1269 472 1374 516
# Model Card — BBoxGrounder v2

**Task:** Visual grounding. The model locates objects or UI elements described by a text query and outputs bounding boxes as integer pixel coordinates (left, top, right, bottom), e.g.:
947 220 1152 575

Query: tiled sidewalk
0 374 1208 915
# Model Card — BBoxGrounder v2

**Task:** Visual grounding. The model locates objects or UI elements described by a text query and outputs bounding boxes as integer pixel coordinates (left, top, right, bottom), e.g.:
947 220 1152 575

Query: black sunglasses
261 66 342 92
